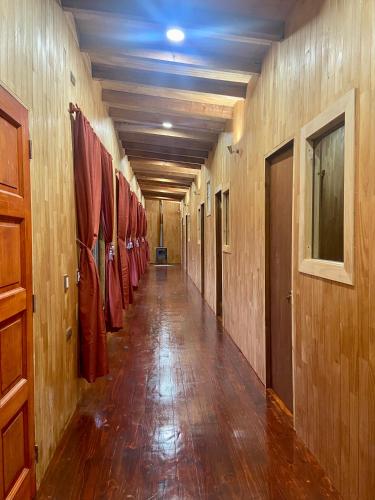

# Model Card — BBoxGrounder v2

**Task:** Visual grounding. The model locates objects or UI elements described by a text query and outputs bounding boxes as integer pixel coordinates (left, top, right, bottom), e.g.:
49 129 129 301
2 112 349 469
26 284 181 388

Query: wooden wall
146 199 181 264
183 0 375 498
0 0 143 484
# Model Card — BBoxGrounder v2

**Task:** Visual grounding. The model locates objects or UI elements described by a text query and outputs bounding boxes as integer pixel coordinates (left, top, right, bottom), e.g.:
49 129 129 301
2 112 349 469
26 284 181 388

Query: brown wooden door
200 203 205 296
266 147 293 412
0 86 35 499
215 191 222 318
185 215 189 274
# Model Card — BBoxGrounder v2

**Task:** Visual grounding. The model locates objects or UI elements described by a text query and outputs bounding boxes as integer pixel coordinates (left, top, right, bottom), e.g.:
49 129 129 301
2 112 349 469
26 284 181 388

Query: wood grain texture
37 266 338 500
0 0 143 485
145 200 181 264
183 1 375 498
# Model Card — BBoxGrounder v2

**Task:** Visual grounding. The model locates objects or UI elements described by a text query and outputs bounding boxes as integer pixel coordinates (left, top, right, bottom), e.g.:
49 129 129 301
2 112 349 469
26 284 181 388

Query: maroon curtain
128 192 139 288
72 109 108 383
117 172 132 308
101 147 123 331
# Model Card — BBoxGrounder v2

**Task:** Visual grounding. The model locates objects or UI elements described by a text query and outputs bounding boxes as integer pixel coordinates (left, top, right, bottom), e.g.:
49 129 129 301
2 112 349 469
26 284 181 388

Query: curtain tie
76 238 90 250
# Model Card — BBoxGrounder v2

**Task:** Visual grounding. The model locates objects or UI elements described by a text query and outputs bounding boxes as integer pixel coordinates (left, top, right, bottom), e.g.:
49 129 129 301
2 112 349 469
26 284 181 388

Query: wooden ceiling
63 0 296 201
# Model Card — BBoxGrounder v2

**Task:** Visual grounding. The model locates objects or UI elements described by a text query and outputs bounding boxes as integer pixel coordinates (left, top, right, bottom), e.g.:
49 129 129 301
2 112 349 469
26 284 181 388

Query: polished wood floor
38 265 339 499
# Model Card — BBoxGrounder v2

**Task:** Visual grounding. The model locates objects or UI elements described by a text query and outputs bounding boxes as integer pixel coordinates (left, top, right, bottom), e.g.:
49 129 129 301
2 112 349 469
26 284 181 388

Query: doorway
200 203 205 296
215 191 223 318
265 143 294 412
0 86 36 497
185 214 189 275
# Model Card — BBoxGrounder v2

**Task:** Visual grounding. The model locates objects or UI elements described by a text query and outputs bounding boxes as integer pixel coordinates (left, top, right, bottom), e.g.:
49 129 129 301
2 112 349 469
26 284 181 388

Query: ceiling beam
130 160 199 174
120 132 212 151
93 64 248 98
144 195 182 203
138 183 188 194
109 107 226 133
127 151 205 165
137 178 192 189
103 89 233 120
61 2 285 39
141 189 184 200
123 141 207 158
117 124 217 144
90 53 252 84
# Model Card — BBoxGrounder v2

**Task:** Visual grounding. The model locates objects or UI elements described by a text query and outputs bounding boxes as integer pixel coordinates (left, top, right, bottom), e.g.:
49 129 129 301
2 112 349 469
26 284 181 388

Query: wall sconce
227 144 242 155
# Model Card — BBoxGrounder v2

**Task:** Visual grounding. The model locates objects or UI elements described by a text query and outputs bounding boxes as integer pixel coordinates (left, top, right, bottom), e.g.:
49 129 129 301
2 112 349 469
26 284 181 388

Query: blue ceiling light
166 27 185 43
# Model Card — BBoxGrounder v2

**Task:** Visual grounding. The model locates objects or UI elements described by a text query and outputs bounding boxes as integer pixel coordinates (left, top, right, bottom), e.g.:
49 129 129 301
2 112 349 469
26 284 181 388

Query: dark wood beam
93 64 247 98
144 195 182 203
62 1 286 39
127 151 205 164
109 107 226 133
137 178 192 189
123 141 208 159
103 90 233 120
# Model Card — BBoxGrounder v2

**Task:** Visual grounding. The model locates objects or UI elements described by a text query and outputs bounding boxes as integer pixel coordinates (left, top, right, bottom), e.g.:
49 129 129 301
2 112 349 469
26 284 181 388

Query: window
223 188 230 251
312 124 344 262
299 89 355 285
206 180 211 216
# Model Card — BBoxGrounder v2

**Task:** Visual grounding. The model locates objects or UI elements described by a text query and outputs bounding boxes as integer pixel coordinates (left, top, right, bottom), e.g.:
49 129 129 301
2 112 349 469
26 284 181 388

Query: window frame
298 89 356 285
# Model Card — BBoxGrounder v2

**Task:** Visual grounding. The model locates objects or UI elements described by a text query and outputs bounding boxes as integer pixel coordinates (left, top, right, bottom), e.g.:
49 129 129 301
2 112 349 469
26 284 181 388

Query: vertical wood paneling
0 0 143 484
183 1 375 497
146 200 181 264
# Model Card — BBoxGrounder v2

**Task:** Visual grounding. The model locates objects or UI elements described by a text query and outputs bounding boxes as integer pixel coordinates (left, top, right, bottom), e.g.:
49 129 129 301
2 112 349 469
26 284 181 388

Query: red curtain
101 147 123 331
117 172 132 308
128 192 139 288
72 109 108 383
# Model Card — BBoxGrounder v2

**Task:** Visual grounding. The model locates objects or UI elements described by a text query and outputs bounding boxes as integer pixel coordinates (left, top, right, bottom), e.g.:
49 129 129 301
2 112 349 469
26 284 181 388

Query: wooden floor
38 265 339 499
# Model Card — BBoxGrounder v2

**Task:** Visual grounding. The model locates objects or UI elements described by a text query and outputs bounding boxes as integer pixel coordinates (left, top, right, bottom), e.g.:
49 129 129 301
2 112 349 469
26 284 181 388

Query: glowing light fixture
162 121 173 129
166 27 185 43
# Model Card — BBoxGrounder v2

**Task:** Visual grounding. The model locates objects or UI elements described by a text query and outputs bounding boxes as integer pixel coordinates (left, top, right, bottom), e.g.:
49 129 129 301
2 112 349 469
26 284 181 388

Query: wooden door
215 191 223 318
185 214 189 275
200 203 205 296
266 146 293 412
0 86 35 499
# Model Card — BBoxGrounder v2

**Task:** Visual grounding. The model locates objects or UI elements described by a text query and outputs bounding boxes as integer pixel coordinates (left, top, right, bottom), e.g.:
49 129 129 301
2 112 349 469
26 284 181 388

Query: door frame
0 82 36 496
200 202 205 296
214 185 223 319
185 213 189 275
264 138 296 420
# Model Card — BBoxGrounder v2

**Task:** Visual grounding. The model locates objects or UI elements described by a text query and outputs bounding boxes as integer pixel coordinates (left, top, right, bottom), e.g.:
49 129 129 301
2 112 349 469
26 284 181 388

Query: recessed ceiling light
162 121 173 129
166 27 185 43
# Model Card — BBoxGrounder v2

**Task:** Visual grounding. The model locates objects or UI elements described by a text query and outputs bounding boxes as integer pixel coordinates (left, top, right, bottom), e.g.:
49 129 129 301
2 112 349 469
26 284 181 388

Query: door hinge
29 139 33 160
34 444 39 464
32 294 36 313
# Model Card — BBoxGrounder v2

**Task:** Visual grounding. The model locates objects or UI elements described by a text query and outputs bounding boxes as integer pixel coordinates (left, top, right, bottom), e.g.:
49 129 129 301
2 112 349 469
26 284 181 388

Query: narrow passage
38 266 338 499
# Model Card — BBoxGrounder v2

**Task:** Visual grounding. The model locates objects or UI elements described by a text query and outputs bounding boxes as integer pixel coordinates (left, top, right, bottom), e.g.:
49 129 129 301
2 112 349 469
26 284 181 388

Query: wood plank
130 159 200 173
62 1 286 38
127 151 205 165
90 53 252 84
121 138 208 158
136 177 192 188
117 124 218 144
103 89 233 120
109 107 226 133
120 132 212 151
93 64 248 98
141 189 185 200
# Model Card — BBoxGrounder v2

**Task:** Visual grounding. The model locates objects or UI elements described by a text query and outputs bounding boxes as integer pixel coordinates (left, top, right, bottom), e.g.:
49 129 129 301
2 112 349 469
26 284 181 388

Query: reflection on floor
38 265 338 499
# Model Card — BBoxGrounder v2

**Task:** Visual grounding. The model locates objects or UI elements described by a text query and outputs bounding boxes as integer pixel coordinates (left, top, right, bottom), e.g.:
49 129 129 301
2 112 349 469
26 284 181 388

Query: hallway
38 266 337 500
